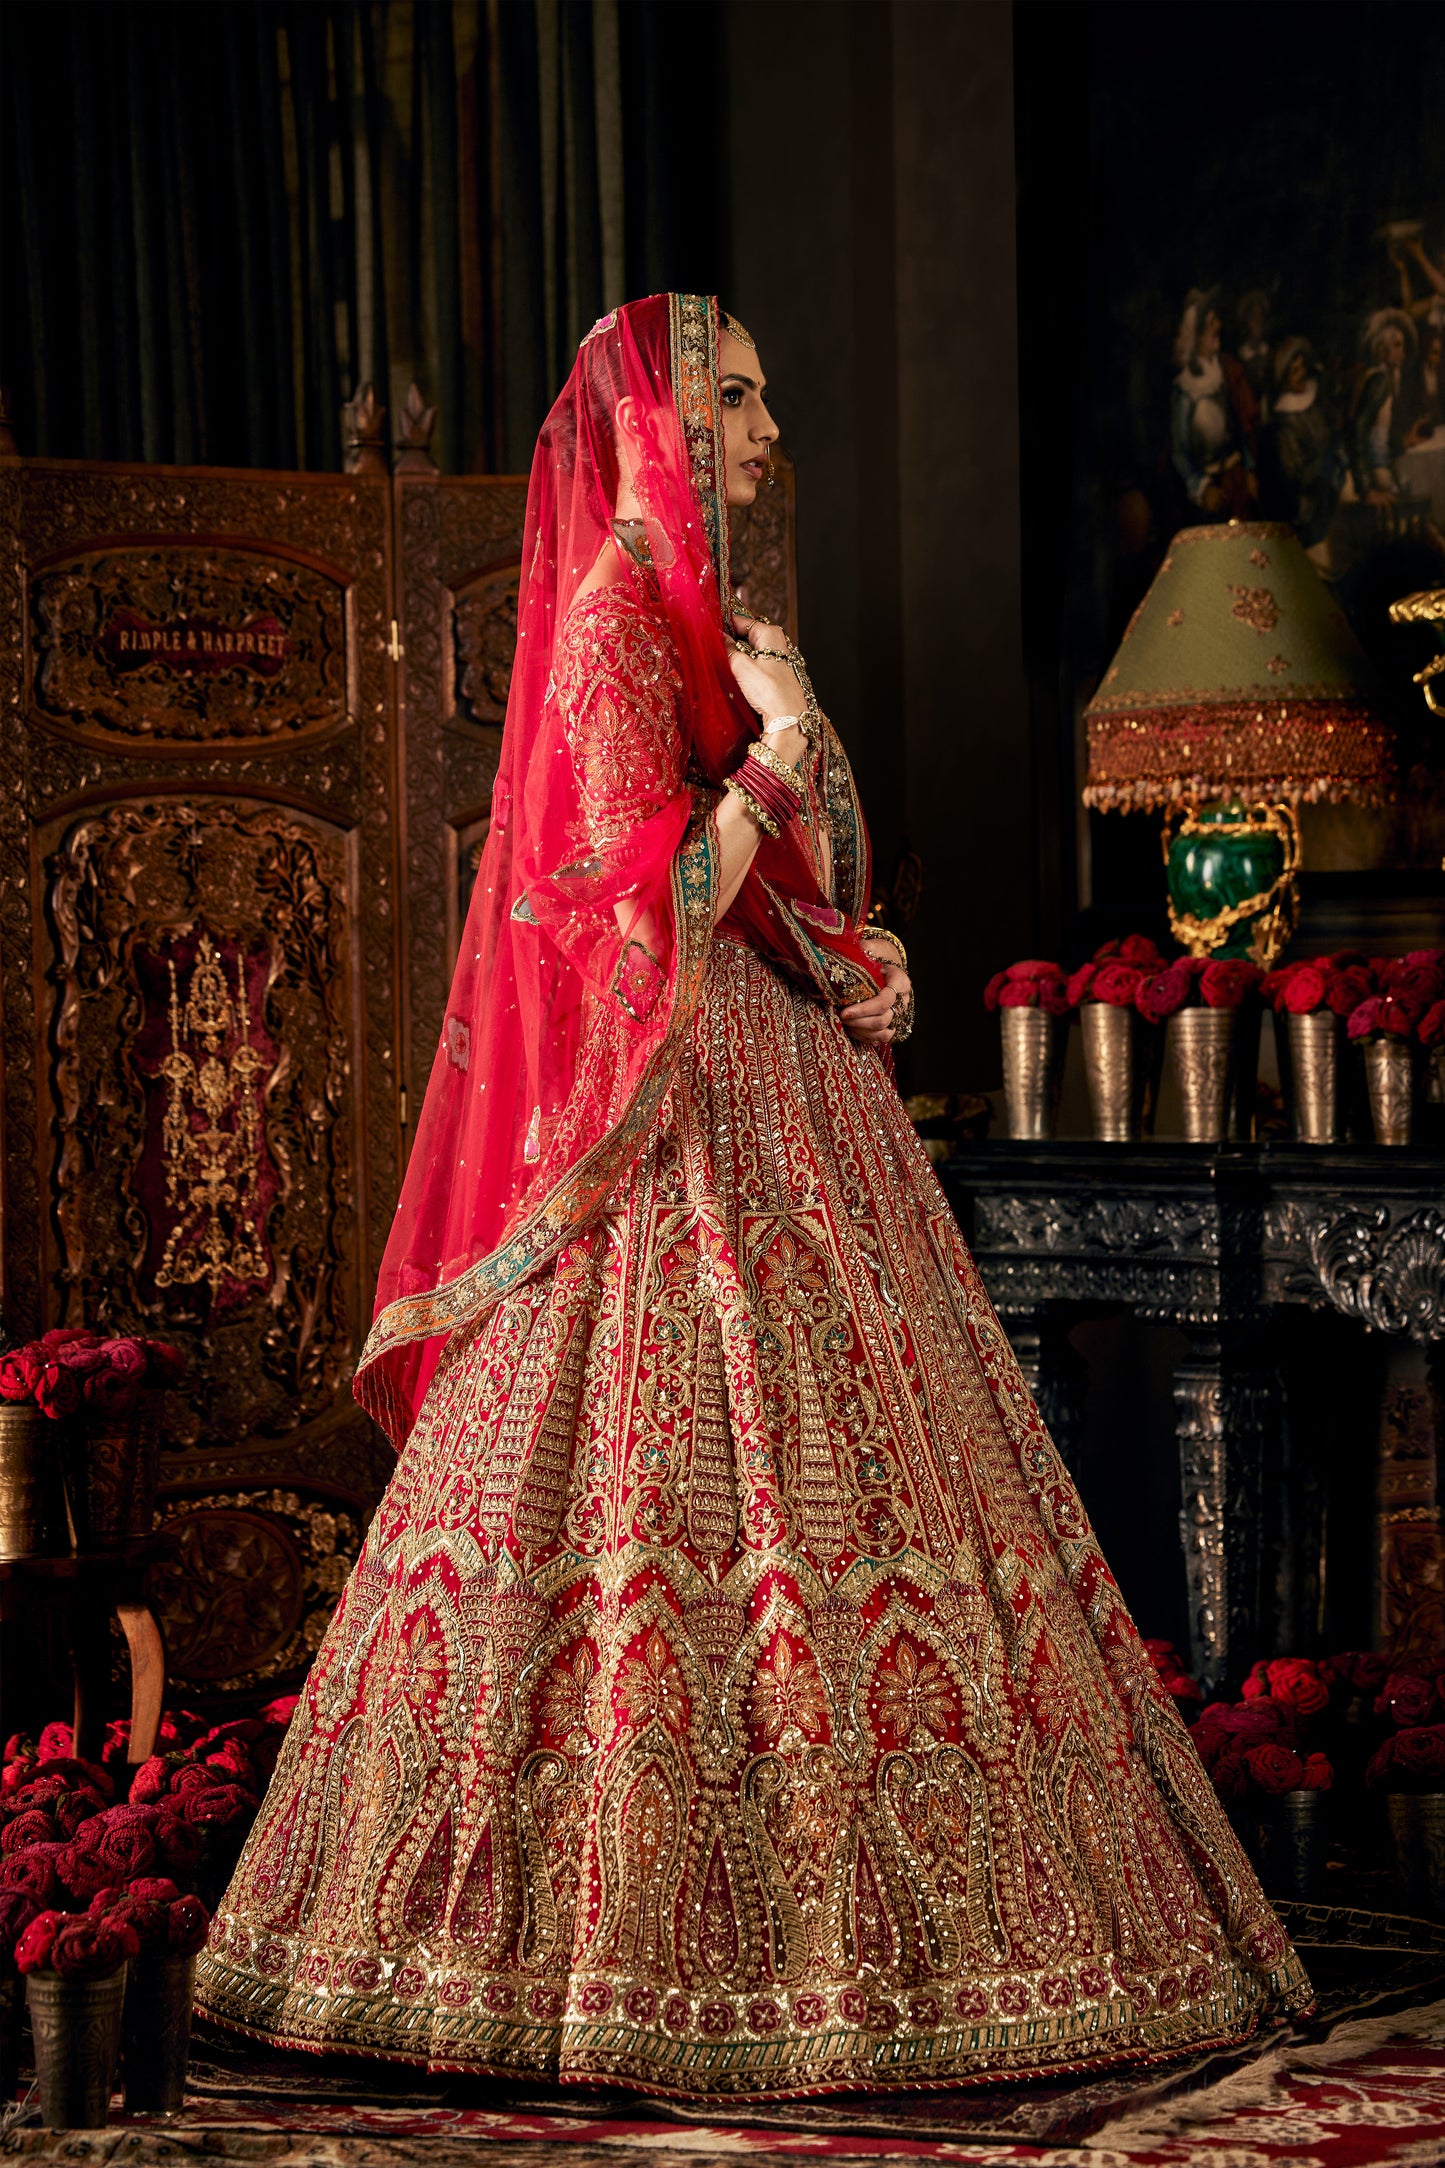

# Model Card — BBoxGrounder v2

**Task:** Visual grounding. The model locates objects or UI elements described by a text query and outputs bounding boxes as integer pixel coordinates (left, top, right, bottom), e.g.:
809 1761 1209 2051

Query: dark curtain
1 0 729 474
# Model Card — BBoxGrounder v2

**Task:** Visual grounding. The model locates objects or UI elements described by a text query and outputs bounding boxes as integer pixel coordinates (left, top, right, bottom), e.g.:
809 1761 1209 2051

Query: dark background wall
726 0 1035 1096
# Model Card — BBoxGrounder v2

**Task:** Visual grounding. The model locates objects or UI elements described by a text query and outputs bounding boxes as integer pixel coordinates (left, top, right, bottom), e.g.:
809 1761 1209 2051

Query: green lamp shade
1084 522 1393 811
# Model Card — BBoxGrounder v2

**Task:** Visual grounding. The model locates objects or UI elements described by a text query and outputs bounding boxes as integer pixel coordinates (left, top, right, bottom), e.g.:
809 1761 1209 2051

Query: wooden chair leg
70 1588 111 1763
116 1602 166 1763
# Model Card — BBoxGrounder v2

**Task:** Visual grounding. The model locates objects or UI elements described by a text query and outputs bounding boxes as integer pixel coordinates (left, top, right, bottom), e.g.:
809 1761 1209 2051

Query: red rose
94 1818 158 1880
0 1349 43 1402
1297 1753 1333 1792
32 1362 80 1420
55 1337 108 1377
103 1897 167 1951
1143 1638 1180 1670
1222 1701 1292 1741
1281 964 1330 1015
169 1764 225 1798
55 1844 114 1902
128 1756 181 1804
39 1328 90 1349
1165 1674 1203 1706
14 1908 66 1974
83 1366 144 1418
259 1697 300 1727
1200 960 1260 1010
204 1741 257 1787
50 1916 138 1980
167 1894 211 1955
1393 1727 1445 1781
1093 962 1145 1007
0 1887 44 1954
1347 996 1383 1041
1375 1672 1438 1728
1240 1662 1270 1701
998 979 1041 1009
1365 1737 1398 1789
0 1847 63 1902
3 1734 36 1765
1066 964 1096 1007
1037 975 1072 1018
99 1337 148 1383
1320 1650 1386 1692
142 1340 187 1386
1137 964 1191 1023
983 970 1008 1012
152 1815 204 1874
0 1810 56 1852
84 1886 124 1916
38 1753 111 1798
126 1876 181 1904
1380 995 1424 1037
53 1787 108 1837
1385 959 1445 1007
1210 1747 1250 1801
1115 935 1164 967
1265 1658 1329 1716
1007 960 1066 981
175 1782 257 1830
1420 1001 1445 1050
1327 966 1374 1017
1245 1743 1304 1796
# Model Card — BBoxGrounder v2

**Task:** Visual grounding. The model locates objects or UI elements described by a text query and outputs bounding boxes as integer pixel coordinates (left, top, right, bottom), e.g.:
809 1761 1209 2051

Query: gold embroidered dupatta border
354 819 719 1434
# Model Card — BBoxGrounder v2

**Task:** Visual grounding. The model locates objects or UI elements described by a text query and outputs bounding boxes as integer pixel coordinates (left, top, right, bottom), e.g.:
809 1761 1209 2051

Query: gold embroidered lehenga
195 296 1310 2098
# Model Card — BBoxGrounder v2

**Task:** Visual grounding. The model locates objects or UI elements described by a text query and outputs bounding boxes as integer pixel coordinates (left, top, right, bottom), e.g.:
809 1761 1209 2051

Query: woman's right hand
729 620 808 765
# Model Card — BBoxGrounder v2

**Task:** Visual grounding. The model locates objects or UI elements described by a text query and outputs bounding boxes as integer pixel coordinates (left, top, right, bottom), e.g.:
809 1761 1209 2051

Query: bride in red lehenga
196 294 1310 2097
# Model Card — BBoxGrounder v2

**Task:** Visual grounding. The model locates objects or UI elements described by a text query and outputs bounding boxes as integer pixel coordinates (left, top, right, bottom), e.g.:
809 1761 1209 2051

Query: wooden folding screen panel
0 454 403 1696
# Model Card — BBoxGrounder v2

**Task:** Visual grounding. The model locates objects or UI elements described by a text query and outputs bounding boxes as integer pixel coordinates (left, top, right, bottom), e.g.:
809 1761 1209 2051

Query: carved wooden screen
0 438 796 1701
0 455 402 1695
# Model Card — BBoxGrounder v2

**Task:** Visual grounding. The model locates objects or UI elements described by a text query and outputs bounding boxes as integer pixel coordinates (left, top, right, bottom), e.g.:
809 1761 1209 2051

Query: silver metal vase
1363 1037 1418 1146
1081 1002 1159 1141
1288 1010 1342 1144
1167 1007 1236 1144
1000 1007 1065 1140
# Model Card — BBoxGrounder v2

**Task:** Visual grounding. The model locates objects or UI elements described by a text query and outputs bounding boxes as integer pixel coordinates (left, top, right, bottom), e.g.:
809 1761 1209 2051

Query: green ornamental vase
1165 800 1287 962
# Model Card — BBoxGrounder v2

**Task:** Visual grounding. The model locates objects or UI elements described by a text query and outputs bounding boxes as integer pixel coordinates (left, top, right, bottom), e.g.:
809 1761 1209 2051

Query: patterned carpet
5 1904 1445 2164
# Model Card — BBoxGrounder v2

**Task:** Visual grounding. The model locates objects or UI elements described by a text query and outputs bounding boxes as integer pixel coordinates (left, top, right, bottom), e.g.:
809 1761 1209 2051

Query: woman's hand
843 960 912 1046
729 620 808 768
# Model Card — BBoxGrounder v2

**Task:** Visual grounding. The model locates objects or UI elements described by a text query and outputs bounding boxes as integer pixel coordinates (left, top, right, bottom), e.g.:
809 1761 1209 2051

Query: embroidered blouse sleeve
551 592 685 847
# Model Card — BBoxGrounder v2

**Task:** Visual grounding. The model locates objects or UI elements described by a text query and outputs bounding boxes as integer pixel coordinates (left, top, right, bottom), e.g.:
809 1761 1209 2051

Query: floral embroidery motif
1227 583 1281 634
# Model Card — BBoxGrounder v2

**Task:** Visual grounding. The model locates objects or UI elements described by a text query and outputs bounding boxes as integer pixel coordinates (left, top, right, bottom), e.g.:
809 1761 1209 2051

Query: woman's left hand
843 961 912 1046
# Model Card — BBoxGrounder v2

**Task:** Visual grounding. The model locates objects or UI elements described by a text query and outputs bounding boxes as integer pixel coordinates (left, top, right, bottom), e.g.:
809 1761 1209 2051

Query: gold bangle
749 740 806 795
724 774 781 839
866 926 909 973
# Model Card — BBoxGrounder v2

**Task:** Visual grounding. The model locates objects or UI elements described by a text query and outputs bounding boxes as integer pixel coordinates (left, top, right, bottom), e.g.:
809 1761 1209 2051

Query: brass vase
0 1402 53 1560
1363 1037 1418 1147
1167 1007 1235 1143
62 1390 161 1550
1288 1010 1342 1144
121 1951 196 2114
26 1964 127 2129
1000 1007 1065 1140
1081 1002 1158 1141
1387 1792 1445 1915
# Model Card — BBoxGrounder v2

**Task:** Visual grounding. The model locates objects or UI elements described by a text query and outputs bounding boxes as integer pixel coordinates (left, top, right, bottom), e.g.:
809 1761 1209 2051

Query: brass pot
26 1963 127 2129
1288 1009 1342 1144
1167 1006 1235 1143
1000 1007 1065 1140
1363 1036 1418 1147
122 1951 196 2114
1081 1002 1159 1141
1387 1791 1445 1915
62 1389 161 1550
0 1402 55 1561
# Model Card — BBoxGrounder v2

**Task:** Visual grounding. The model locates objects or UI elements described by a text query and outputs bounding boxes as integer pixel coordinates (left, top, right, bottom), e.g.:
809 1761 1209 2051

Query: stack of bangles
724 737 806 839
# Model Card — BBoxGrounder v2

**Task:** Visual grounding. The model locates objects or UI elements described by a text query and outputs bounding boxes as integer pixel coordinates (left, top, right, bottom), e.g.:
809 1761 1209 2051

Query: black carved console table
939 1143 1444 1691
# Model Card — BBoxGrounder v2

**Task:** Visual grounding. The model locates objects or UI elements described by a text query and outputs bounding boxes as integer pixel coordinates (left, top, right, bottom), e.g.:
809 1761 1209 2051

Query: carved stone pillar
1175 1333 1282 1693
1010 1315 1089 1479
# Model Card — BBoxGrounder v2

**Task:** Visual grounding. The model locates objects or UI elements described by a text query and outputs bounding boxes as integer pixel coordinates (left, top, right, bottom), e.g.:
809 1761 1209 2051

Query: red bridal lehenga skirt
196 936 1311 2097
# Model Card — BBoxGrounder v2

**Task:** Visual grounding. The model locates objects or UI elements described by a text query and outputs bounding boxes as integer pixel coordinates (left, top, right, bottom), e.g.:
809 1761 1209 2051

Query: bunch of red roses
1065 935 1167 1012
1188 1693 1333 1803
982 959 1071 1015
1131 955 1262 1025
0 1701 296 1976
1360 1660 1445 1792
1262 949 1445 1046
0 1329 185 1422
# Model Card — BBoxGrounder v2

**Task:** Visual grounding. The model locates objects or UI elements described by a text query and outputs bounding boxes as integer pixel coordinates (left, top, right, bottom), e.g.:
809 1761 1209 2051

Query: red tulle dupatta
356 295 879 1447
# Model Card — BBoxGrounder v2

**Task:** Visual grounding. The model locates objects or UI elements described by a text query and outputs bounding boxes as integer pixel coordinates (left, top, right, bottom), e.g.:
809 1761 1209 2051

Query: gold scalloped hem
194 1950 1313 2104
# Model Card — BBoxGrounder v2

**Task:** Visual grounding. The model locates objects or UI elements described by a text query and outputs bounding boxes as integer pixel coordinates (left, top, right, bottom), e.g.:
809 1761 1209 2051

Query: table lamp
1084 522 1393 966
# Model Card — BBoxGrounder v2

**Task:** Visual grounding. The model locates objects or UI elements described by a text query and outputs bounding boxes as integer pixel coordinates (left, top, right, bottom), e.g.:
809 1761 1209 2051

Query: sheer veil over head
356 294 879 1446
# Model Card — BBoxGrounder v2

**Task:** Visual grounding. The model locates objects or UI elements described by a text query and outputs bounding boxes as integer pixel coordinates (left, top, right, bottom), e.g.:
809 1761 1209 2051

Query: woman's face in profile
717 328 778 507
